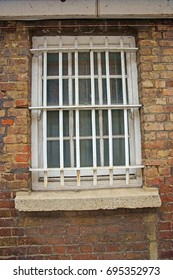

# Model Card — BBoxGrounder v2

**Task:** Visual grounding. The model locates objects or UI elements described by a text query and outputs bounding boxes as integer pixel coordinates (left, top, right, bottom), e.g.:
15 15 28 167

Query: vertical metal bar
59 37 64 186
120 37 130 184
43 38 48 187
68 52 75 168
90 37 97 185
105 37 113 185
97 52 104 167
75 38 80 186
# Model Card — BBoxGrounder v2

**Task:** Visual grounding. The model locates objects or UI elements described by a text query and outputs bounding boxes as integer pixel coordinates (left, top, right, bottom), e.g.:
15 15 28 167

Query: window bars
30 36 143 188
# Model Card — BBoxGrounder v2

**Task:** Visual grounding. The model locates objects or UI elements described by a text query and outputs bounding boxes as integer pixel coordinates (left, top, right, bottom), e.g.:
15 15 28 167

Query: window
30 36 143 190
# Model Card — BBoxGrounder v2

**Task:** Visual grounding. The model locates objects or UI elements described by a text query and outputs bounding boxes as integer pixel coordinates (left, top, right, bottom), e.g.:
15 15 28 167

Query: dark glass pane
109 52 121 75
78 52 90 75
96 139 101 166
110 78 123 104
112 110 124 135
47 111 59 137
103 110 108 136
104 139 109 166
72 79 75 105
96 110 108 136
47 140 59 168
101 52 106 75
47 80 59 105
79 79 91 104
94 52 98 75
63 53 68 76
102 79 107 104
63 79 69 105
79 111 92 136
80 139 93 167
95 79 99 104
72 53 75 76
64 140 70 167
113 138 125 166
63 111 69 137
47 54 59 76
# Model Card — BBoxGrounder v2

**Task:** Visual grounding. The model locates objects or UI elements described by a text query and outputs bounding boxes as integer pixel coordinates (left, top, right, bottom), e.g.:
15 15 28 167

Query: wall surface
0 19 173 259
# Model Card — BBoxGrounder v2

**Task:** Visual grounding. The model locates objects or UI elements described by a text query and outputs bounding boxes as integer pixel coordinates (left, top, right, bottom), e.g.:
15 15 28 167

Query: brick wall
0 20 173 260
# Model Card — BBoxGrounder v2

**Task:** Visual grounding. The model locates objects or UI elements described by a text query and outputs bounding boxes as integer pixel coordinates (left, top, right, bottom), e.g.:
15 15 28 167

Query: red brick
15 99 29 107
1 118 14 126
15 154 30 162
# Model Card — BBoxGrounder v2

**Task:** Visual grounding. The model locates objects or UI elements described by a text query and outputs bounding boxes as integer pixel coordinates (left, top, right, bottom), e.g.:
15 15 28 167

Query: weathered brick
1 118 14 126
163 88 173 96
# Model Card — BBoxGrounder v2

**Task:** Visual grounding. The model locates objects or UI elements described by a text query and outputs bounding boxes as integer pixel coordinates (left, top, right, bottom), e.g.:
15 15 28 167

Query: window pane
47 80 59 105
63 111 69 137
63 79 69 105
47 111 59 137
110 78 123 104
95 79 99 104
79 111 92 136
104 139 109 166
79 79 91 104
95 110 108 136
112 110 124 135
78 52 90 75
113 138 125 166
80 139 93 167
47 54 59 76
63 53 68 76
109 52 121 75
94 52 98 75
102 79 107 104
96 139 101 166
64 140 70 167
101 52 106 75
47 140 59 168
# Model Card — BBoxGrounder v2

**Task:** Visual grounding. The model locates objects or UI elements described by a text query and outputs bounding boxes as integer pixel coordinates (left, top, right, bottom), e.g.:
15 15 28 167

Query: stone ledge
15 187 161 211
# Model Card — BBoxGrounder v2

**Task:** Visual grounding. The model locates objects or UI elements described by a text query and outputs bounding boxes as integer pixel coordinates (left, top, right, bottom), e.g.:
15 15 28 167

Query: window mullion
59 37 64 186
120 38 130 184
105 37 113 185
97 52 104 167
68 52 75 168
90 37 97 186
43 38 48 187
75 38 80 186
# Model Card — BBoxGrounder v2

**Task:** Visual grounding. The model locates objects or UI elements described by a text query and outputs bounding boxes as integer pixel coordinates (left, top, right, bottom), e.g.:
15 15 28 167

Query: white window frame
30 35 143 190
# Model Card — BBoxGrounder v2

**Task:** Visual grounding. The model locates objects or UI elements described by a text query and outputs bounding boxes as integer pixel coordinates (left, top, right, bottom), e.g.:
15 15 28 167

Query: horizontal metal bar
44 74 127 79
47 135 127 141
30 46 138 54
29 104 142 110
30 165 144 172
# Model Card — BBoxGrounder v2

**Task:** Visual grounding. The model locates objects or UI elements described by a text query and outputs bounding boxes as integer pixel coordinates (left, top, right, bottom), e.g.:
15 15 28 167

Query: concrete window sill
15 187 161 211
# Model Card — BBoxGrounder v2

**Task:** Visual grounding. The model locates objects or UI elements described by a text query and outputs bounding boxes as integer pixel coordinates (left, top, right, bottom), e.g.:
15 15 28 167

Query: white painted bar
90 38 97 167
90 37 97 185
29 104 141 110
75 38 80 186
105 38 113 185
43 171 48 188
30 47 138 54
59 37 64 186
43 38 48 174
68 52 75 168
120 38 130 184
30 165 144 172
97 52 104 167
